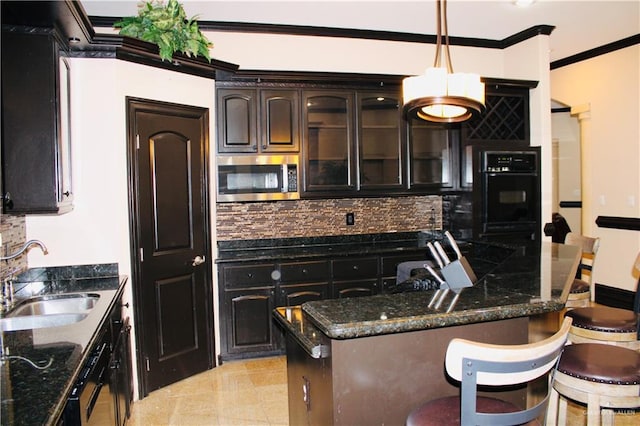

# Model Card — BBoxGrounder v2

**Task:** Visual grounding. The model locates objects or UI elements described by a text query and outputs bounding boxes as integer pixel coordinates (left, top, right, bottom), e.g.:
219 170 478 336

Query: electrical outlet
346 212 355 226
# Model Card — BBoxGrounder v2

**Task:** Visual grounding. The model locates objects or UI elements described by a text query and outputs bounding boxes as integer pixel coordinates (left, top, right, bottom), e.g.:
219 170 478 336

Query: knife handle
444 231 463 260
427 242 444 268
434 242 451 265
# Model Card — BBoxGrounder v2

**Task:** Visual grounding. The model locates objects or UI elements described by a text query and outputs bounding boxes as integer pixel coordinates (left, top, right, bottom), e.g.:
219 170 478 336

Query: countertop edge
304 300 565 340
47 276 128 425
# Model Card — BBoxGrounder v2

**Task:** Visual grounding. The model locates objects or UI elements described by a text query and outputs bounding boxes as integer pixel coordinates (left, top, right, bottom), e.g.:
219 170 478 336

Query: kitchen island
274 241 581 425
0 264 128 426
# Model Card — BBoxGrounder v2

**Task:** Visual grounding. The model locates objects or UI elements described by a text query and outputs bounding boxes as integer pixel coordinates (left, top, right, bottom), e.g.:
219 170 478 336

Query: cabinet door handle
192 255 205 266
353 265 359 270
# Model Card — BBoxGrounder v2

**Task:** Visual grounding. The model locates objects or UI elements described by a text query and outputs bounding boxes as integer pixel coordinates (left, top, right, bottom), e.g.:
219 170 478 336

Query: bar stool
406 317 572 426
564 252 640 350
564 233 600 309
548 343 640 426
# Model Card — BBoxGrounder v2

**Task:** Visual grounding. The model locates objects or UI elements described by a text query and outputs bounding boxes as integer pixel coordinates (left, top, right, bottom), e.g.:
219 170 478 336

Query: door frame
125 96 215 399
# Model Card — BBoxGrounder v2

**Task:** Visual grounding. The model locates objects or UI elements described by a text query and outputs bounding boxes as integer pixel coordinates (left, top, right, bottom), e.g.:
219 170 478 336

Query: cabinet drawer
332 257 379 280
222 264 277 288
380 252 428 277
279 282 329 306
279 260 330 283
332 279 379 298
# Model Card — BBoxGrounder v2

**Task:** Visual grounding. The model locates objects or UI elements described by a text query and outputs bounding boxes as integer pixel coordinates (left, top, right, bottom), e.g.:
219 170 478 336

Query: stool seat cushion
569 279 590 294
557 343 640 384
565 306 638 333
406 395 540 426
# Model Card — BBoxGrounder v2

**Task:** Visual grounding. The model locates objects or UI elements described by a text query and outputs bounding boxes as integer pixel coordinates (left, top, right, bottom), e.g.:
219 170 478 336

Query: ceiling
80 0 639 63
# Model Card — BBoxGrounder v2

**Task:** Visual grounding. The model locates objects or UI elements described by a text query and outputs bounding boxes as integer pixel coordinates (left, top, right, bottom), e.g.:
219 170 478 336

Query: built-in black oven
479 150 541 241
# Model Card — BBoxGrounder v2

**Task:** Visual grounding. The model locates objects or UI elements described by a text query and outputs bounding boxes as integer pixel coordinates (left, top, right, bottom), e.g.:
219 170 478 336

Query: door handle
192 255 205 266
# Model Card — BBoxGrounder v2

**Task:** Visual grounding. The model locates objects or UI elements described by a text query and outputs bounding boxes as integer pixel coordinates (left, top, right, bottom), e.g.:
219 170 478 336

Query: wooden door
127 98 213 396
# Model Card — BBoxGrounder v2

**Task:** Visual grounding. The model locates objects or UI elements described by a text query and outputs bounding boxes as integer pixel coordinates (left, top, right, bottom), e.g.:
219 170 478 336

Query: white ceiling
80 0 639 63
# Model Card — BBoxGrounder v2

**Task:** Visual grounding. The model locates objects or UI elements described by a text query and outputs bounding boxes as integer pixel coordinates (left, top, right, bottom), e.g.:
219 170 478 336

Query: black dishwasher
62 330 115 425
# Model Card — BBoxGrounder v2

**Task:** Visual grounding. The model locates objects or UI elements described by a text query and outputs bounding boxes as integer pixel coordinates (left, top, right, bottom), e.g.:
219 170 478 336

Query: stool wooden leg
601 408 615 426
558 395 568 425
547 387 559 425
587 393 601 426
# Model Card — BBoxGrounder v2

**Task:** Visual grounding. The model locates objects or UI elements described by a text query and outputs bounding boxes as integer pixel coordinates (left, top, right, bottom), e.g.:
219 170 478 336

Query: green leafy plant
114 0 213 62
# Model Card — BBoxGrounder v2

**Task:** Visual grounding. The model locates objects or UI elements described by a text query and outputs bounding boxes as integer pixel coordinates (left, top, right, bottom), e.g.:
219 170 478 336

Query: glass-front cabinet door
409 121 453 188
303 91 355 191
359 94 403 189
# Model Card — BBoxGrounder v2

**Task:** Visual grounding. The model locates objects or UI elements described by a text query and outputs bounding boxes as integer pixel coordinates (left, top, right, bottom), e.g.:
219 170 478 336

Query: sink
0 313 88 332
9 293 100 317
0 293 100 332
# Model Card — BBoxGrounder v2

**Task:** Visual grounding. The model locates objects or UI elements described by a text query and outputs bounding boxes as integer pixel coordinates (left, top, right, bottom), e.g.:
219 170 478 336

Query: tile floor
127 354 639 426
128 356 288 426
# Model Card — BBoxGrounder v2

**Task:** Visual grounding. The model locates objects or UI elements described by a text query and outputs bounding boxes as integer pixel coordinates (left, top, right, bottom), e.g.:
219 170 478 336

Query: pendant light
403 0 485 123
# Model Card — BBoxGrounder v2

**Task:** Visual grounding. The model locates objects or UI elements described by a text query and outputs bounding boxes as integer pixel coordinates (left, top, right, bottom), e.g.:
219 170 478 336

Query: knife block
440 257 477 292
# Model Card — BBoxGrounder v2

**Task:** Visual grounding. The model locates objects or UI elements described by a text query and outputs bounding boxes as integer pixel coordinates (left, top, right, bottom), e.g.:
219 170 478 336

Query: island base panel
287 317 529 425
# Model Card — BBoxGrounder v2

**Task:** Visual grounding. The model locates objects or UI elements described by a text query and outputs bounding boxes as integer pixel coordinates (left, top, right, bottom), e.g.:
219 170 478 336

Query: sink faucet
1 239 48 261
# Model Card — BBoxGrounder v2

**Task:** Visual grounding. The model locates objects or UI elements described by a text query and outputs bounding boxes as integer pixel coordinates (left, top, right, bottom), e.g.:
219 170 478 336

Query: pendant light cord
442 0 454 73
433 0 442 68
433 0 455 73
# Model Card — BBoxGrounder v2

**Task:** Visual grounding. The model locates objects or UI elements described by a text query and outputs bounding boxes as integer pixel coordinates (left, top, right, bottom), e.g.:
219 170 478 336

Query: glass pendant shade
402 0 485 123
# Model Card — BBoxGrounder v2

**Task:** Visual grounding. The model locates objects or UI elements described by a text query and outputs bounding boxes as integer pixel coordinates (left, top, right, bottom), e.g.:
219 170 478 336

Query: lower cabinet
62 295 132 426
223 287 278 357
110 317 132 426
331 257 379 298
217 250 427 361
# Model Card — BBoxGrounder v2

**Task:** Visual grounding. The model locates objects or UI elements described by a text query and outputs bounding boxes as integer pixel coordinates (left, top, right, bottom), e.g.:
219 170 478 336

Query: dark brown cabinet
1 28 73 214
224 288 277 353
260 89 300 152
331 256 379 298
303 89 407 194
217 249 431 360
62 293 131 426
216 87 300 154
303 91 356 192
218 260 330 361
462 84 532 146
279 260 330 305
220 262 278 357
359 93 404 189
409 121 455 189
110 316 132 426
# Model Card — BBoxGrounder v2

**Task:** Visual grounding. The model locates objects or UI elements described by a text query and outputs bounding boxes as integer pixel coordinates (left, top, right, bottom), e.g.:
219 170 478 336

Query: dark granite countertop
216 231 436 262
1 264 127 426
274 242 580 351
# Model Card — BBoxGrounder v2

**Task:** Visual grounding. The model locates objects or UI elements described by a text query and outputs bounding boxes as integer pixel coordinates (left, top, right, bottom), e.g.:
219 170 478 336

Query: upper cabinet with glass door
359 93 404 189
409 121 454 189
303 91 356 192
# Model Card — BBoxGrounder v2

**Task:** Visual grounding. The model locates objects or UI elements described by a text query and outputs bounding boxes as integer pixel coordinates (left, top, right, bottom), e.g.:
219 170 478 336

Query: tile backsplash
0 214 27 277
216 195 442 241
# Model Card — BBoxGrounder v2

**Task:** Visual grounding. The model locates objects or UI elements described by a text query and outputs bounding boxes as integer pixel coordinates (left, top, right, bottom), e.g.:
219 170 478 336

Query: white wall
26 58 218 398
551 45 640 291
202 30 505 76
503 35 553 237
551 112 582 233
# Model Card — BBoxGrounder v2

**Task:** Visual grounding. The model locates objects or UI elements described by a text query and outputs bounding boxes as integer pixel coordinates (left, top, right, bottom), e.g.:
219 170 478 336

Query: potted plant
114 0 213 62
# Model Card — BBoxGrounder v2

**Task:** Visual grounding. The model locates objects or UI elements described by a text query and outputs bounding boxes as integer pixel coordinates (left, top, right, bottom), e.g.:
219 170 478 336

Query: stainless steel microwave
217 155 299 202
